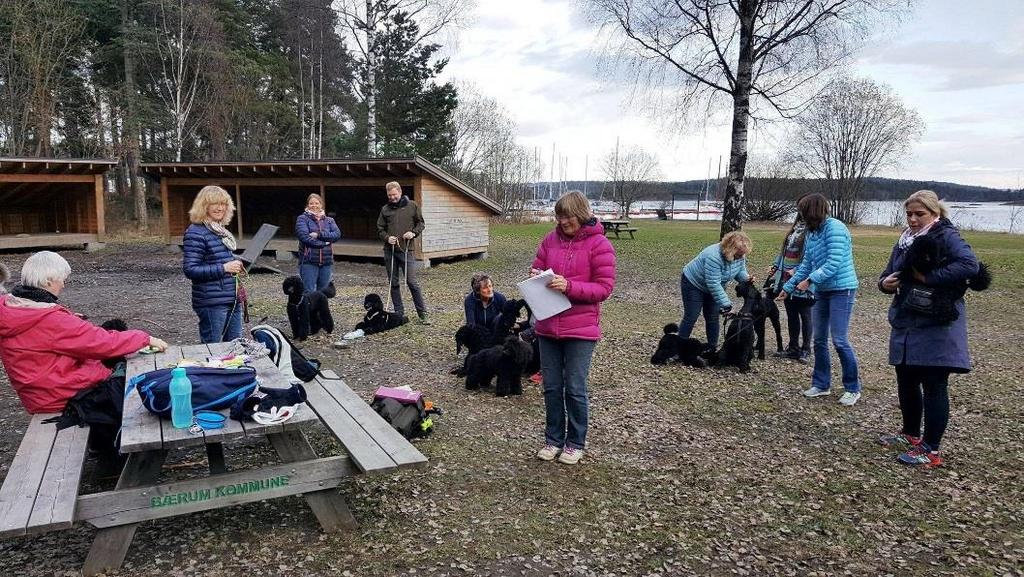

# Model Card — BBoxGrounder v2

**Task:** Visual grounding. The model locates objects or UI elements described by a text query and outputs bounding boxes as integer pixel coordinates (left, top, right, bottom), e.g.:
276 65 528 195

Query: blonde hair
720 231 752 261
188 185 235 225
385 181 402 193
21 251 71 289
554 190 593 224
306 193 324 207
904 190 949 219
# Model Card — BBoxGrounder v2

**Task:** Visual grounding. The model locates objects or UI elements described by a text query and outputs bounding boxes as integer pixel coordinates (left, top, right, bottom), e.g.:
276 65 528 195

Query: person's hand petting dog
547 274 568 293
774 290 788 302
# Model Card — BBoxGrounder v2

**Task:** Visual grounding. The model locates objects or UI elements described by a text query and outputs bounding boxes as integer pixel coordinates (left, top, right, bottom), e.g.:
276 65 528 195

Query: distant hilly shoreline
534 177 1022 202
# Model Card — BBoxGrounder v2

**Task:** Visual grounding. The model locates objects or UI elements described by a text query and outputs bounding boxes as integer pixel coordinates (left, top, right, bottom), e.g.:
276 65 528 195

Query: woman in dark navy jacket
877 190 980 468
296 193 342 293
463 273 507 332
182 186 245 343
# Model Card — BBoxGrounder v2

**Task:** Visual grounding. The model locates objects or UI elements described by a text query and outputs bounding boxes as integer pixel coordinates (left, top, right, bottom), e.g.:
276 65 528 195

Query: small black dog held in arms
718 281 761 372
650 323 709 368
899 233 992 323
282 276 336 341
463 336 533 397
354 293 409 335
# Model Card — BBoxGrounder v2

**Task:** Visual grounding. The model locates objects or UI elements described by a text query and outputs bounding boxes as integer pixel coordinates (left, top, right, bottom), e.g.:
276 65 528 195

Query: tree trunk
365 0 377 155
122 0 147 230
719 0 756 238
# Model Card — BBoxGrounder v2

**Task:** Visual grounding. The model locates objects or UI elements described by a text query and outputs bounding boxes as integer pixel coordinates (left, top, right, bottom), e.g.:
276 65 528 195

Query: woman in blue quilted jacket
778 194 862 406
183 186 245 343
296 193 342 293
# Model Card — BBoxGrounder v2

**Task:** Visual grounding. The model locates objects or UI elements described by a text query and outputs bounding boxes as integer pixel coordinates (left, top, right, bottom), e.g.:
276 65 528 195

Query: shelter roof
140 155 501 214
0 157 116 177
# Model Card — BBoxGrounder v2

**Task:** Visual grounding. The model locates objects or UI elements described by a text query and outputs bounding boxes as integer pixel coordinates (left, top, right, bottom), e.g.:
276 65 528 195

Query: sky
439 0 1024 189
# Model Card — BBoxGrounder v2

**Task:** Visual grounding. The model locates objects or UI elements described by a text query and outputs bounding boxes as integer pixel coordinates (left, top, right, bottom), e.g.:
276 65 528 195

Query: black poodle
718 281 760 372
899 234 992 323
650 323 709 368
455 324 493 356
452 299 536 376
463 336 533 397
759 277 784 356
282 275 335 341
354 293 408 335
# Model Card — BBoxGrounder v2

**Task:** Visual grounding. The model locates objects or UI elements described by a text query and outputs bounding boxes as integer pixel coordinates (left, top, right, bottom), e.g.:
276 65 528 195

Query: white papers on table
516 269 571 321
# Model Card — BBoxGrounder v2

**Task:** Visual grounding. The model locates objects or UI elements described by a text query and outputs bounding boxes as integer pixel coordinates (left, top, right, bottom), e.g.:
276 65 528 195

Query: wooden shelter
140 156 501 264
0 158 115 251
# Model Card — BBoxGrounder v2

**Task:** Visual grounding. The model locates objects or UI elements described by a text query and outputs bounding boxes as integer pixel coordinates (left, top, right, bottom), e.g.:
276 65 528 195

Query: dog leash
219 269 251 341
383 238 411 312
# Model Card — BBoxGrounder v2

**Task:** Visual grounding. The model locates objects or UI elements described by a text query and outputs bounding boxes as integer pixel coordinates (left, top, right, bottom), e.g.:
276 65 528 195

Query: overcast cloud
440 0 1023 189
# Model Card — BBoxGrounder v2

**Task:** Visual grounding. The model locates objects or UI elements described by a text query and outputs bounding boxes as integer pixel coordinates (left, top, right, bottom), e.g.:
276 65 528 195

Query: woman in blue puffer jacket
778 194 862 406
183 186 245 343
295 193 342 293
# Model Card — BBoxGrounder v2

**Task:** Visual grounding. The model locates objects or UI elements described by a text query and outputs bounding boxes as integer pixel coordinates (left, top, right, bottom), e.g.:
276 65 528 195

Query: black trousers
895 364 950 450
784 296 814 351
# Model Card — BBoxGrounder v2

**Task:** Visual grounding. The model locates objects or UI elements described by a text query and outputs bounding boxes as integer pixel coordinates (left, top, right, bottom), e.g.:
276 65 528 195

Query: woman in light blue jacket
678 231 752 350
778 194 861 406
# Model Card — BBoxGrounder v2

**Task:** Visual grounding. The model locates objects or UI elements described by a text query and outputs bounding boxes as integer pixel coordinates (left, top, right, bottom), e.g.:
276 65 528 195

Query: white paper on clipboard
516 269 571 321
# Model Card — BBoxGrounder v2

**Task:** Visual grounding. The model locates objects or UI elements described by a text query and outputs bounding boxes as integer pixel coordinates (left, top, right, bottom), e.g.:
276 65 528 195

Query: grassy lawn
1 219 1021 576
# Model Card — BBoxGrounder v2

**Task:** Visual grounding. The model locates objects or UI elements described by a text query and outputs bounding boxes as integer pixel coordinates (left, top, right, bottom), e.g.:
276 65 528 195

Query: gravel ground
0 221 1022 577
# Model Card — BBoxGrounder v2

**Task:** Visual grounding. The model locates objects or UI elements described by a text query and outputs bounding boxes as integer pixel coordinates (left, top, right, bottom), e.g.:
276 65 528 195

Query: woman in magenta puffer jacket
531 191 616 466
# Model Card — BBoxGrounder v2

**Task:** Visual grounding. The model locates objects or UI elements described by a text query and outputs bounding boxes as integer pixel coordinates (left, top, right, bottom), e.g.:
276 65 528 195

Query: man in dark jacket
376 181 429 324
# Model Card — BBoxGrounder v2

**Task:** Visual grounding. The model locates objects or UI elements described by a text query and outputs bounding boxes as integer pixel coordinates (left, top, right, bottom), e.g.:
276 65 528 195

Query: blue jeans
299 263 333 293
678 275 721 348
195 305 243 344
811 289 860 392
538 337 597 450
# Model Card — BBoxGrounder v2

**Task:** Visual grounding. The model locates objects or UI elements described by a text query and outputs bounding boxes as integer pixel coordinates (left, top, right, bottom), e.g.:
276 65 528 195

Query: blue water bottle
169 367 193 429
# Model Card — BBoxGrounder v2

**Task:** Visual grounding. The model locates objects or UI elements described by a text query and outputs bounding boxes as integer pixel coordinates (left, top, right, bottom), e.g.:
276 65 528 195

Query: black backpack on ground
370 397 434 440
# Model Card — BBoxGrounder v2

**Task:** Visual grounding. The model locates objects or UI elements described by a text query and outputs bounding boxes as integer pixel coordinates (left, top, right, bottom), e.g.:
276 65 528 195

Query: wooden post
93 173 106 239
160 179 170 243
234 184 243 239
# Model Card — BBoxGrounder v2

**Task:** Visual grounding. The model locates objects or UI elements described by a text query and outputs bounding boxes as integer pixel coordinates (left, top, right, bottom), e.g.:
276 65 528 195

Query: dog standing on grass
282 275 336 341
463 336 532 397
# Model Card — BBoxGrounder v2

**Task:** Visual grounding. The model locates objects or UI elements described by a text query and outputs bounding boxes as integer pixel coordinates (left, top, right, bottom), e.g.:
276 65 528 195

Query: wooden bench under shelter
601 219 639 239
0 157 115 252
0 342 426 576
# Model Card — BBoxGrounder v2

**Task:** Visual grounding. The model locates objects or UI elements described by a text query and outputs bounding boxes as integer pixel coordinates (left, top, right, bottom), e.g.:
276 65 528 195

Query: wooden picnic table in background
600 219 639 239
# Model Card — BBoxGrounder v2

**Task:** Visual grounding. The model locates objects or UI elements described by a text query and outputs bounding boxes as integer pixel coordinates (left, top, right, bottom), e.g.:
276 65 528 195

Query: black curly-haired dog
354 293 408 335
899 234 992 323
453 298 536 376
718 281 760 372
282 276 335 341
463 335 533 397
650 323 709 367
756 277 784 357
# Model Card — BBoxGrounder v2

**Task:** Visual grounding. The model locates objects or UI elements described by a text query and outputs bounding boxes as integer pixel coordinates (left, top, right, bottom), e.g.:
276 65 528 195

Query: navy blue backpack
129 366 258 418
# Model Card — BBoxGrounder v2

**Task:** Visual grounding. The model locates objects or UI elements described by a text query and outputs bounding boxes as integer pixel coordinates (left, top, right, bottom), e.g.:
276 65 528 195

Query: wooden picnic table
0 342 427 576
600 219 639 239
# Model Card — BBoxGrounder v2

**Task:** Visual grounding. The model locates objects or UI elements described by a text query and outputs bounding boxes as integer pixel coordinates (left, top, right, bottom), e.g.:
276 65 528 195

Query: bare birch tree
583 0 911 237
600 145 661 217
334 0 473 155
150 0 215 161
786 77 924 223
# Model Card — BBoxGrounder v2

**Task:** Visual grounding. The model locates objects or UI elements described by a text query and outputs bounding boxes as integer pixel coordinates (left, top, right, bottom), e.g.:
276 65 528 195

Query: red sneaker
898 446 943 468
529 372 543 385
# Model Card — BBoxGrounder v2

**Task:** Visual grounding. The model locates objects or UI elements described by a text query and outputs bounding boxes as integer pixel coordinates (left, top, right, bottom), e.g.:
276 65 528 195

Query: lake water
571 200 1024 234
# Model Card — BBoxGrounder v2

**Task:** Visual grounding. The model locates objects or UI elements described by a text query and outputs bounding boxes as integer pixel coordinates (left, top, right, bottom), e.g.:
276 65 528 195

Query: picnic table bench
0 342 426 576
601 219 639 239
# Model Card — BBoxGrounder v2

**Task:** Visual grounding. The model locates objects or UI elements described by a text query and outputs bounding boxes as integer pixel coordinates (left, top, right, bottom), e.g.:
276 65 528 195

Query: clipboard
238 223 279 269
516 269 571 321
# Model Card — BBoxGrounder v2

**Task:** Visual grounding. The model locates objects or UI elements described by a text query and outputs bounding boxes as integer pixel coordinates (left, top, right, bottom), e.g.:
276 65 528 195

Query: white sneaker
557 447 583 465
536 445 560 461
802 386 831 398
343 329 365 340
838 392 861 406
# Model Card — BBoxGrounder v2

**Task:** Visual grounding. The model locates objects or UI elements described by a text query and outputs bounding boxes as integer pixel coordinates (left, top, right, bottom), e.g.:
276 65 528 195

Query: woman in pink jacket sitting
531 191 616 465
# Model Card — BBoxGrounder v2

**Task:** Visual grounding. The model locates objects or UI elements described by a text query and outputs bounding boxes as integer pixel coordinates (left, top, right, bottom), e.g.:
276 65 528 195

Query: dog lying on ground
718 281 760 372
282 276 336 341
650 323 710 368
758 277 784 357
898 233 992 323
463 336 533 397
354 293 408 335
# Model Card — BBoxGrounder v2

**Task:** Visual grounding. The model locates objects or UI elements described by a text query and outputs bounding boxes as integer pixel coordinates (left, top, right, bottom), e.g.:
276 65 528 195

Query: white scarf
305 208 325 219
897 220 935 250
205 220 237 251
